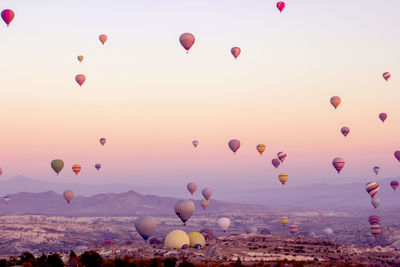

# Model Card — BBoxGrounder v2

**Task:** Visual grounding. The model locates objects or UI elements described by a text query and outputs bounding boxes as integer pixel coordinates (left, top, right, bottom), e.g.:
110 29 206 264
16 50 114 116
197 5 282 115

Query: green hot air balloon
51 159 64 175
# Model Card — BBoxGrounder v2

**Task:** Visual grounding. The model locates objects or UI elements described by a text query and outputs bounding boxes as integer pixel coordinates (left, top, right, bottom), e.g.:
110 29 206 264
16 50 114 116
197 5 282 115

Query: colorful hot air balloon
95 163 101 171
188 232 206 248
202 188 212 200
256 144 266 155
370 225 381 238
390 180 399 191
75 74 86 86
341 127 350 137
231 47 241 60
187 183 197 195
72 164 82 175
330 96 341 109
280 216 289 226
51 159 64 176
99 34 107 45
217 217 231 232
179 33 195 53
373 166 380 175
395 151 400 162
289 225 298 235
77 55 84 62
383 72 391 82
278 173 288 185
63 190 74 204
174 199 195 226
1 9 14 27
276 1 285 12
200 199 209 210
135 216 157 241
228 139 241 154
192 140 198 148
164 230 190 249
277 152 287 163
272 158 280 168
368 215 381 226
3 196 11 204
332 157 345 173
371 198 380 209
379 113 387 123
100 138 106 146
366 182 379 198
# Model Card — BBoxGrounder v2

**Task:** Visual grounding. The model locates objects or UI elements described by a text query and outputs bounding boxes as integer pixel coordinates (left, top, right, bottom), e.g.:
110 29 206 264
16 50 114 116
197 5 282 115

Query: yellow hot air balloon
164 230 190 249
279 216 289 226
256 144 266 155
188 232 206 248
278 173 288 185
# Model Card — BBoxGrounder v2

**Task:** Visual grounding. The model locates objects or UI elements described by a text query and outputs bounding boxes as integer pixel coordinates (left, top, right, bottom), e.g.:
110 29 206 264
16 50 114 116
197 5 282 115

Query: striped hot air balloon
272 158 280 168
256 144 266 155
72 164 81 175
289 225 298 235
330 96 341 109
383 72 391 82
179 33 195 53
366 182 379 198
390 180 399 191
341 127 350 137
277 152 287 163
394 151 400 162
278 173 288 185
368 215 380 226
187 183 197 195
371 198 380 209
280 216 289 226
370 225 381 238
276 1 285 12
373 166 380 175
332 157 345 173
165 230 190 249
231 47 241 60
379 113 387 123
228 139 241 154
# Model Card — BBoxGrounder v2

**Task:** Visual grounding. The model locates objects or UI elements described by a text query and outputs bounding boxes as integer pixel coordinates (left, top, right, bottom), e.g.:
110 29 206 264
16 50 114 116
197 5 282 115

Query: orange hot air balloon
231 47 241 60
72 164 81 175
330 96 341 109
75 74 86 86
77 55 84 62
256 144 266 155
179 33 195 53
99 34 107 45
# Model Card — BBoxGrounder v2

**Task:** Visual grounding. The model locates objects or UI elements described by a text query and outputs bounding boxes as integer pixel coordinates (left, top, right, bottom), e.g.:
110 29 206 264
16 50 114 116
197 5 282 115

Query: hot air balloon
276 1 285 12
370 225 381 238
192 140 198 148
188 232 206 248
99 34 107 45
63 190 74 204
383 72 391 82
217 217 230 232
3 196 10 204
75 74 86 86
390 180 399 191
228 139 241 154
1 9 14 27
244 225 257 234
256 144 266 155
202 188 212 200
77 55 84 62
373 166 380 175
51 160 64 176
323 228 333 235
165 230 190 249
179 33 195 53
289 225 298 235
371 198 380 209
330 96 341 109
72 164 81 175
174 200 195 226
332 157 345 174
366 182 379 198
135 216 157 241
368 215 380 226
277 152 287 163
272 158 280 168
280 216 289 226
100 138 106 146
0 168 3 176
95 163 101 171
200 199 209 210
395 151 400 162
187 183 197 195
341 127 350 137
278 173 288 185
231 47 241 60
379 113 387 123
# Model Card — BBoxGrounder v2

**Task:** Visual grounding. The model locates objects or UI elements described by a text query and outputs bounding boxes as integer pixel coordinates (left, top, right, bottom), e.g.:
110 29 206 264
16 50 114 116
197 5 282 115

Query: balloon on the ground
165 230 190 249
187 183 197 195
332 157 345 173
324 228 333 235
217 217 231 232
174 200 195 225
135 216 157 241
280 216 289 226
179 33 195 53
63 190 74 204
188 232 206 248
244 225 257 234
256 144 266 155
51 160 64 176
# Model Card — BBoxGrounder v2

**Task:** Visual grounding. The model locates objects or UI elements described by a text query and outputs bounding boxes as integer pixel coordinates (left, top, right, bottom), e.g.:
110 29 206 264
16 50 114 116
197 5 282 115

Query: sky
0 0 399 196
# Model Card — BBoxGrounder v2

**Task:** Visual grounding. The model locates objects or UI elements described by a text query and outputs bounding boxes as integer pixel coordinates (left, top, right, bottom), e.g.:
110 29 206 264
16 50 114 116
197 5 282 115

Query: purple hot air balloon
228 139 241 154
373 166 380 175
332 157 345 174
95 163 101 171
341 127 350 137
192 140 198 148
272 158 280 168
391 180 399 191
379 113 387 123
394 151 400 162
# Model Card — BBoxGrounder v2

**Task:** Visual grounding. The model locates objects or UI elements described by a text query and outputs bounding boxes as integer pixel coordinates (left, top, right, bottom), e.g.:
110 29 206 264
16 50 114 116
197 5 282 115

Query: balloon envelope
278 173 288 185
187 183 197 195
63 190 74 204
368 215 380 226
379 113 387 122
256 144 266 155
0 168 3 176
99 34 107 45
100 138 106 146
276 1 285 12
200 199 209 210
77 55 84 62
332 157 345 173
289 225 298 235
228 139 241 154
188 232 206 248
277 152 287 162
179 33 195 52
72 164 81 175
390 180 399 191
330 96 341 109
366 182 379 198
323 228 333 235
135 216 157 241
192 140 198 148
202 188 212 200
370 225 381 238
95 164 101 171
373 166 380 175
231 47 241 59
174 200 195 225
1 9 14 27
217 217 231 232
279 216 289 226
75 74 86 86
395 151 400 162
272 158 280 168
371 198 380 209
383 72 391 81
51 160 64 175
3 196 11 204
165 230 190 249
341 127 350 137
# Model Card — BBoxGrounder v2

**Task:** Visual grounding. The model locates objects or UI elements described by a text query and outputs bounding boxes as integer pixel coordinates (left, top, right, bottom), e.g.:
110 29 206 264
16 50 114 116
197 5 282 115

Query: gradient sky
0 0 400 196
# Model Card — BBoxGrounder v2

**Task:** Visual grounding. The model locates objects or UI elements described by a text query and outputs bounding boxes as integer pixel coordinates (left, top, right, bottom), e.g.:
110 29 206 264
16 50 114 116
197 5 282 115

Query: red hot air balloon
272 158 280 168
379 113 387 123
391 180 399 191
187 183 197 195
366 182 379 198
277 152 287 163
276 1 285 13
179 33 195 53
370 225 381 238
341 127 350 137
383 72 391 82
228 139 241 154
72 164 81 175
330 96 341 109
75 74 86 86
1 9 15 27
394 151 400 162
231 47 241 60
368 215 380 226
99 34 107 45
332 157 345 173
